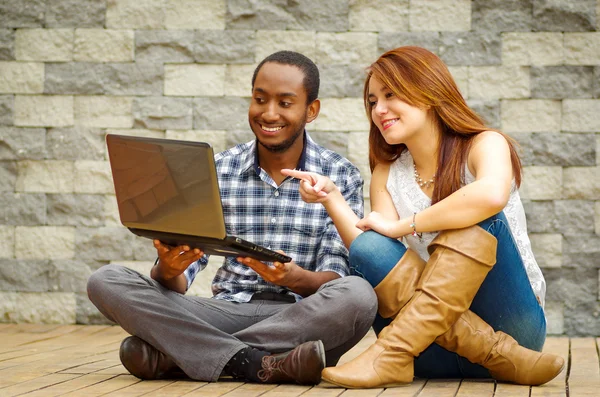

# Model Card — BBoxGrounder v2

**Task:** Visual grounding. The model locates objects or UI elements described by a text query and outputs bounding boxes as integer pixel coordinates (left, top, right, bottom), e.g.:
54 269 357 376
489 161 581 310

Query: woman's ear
306 99 320 123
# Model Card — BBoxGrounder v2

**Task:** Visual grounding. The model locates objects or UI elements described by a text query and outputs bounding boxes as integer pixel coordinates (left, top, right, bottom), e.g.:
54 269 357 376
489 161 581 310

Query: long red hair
364 46 522 204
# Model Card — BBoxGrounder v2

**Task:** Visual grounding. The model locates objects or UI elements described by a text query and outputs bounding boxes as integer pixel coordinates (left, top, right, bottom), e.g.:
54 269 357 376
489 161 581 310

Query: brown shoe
257 340 326 385
119 336 186 380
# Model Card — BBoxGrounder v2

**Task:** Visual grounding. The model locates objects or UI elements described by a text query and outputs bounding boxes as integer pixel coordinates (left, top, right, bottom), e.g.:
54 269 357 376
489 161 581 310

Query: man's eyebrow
253 88 298 98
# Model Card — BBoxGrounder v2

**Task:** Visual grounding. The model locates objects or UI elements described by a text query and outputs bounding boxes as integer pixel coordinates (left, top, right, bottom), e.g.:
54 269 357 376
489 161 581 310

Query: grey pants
87 264 377 381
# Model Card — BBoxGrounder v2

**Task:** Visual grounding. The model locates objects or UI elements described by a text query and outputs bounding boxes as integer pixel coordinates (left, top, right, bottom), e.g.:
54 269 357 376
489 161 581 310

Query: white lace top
386 150 546 307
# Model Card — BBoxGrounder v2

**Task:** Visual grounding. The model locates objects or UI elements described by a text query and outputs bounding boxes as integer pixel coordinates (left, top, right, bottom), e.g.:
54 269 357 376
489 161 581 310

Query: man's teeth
262 125 283 132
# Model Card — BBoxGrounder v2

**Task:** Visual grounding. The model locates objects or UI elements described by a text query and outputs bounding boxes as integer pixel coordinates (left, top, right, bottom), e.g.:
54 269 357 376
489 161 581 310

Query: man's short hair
251 50 320 104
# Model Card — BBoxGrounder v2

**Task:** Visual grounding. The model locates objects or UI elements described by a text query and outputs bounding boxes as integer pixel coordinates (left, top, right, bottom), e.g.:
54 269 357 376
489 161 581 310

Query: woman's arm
358 131 514 238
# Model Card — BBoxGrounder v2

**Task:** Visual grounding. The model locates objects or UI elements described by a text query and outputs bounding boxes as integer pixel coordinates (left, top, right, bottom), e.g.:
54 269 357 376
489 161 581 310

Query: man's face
249 62 316 153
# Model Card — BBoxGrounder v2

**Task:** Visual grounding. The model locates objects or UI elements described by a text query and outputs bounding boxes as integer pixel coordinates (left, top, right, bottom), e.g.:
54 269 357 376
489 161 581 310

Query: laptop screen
107 134 227 239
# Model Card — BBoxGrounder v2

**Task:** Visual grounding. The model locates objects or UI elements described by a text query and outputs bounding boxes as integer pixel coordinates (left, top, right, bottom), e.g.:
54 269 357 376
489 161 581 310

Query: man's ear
306 99 320 123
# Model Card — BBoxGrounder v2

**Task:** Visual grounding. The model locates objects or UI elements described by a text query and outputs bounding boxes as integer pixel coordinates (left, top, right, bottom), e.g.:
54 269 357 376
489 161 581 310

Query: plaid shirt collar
240 132 309 177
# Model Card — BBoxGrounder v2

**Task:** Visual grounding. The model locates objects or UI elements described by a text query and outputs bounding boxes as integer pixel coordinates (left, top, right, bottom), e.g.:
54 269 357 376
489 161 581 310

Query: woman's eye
385 92 394 98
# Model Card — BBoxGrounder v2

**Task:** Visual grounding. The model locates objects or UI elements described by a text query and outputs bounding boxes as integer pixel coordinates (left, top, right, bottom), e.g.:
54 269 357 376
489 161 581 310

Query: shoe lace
257 355 283 382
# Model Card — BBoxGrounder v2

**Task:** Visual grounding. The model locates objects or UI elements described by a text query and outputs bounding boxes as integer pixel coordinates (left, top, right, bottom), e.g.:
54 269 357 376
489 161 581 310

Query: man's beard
257 123 305 153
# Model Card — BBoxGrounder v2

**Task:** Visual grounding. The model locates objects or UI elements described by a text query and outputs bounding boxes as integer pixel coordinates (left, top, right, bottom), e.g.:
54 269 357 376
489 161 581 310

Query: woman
281 46 564 388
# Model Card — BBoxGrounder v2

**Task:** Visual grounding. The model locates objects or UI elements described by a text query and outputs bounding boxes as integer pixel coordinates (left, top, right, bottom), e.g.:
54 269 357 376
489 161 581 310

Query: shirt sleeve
183 254 210 291
314 164 364 276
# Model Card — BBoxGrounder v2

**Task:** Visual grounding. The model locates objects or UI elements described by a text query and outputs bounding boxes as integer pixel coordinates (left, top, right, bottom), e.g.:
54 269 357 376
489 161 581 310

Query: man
87 51 377 385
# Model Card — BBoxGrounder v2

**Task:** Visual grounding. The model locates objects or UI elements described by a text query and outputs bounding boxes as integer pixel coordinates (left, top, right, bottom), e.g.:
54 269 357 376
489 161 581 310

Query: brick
509 132 533 166
0 226 14 258
520 166 562 200
595 201 600 235
563 166 600 200
226 130 255 148
15 226 75 259
533 0 596 32
530 233 562 269
74 96 133 128
165 130 227 155
562 99 600 132
0 62 44 94
544 301 564 335
439 32 501 66
225 64 255 97
0 292 76 324
15 29 73 61
563 299 600 336
502 32 563 66
76 227 135 261
45 62 163 96
471 0 533 32
531 66 594 99
104 194 120 227
195 30 256 64
0 0 45 28
165 0 226 30
562 234 600 269
468 66 529 99
48 259 94 293
105 128 165 139
0 29 14 60
448 66 469 99
501 99 561 133
410 0 471 31
0 161 16 192
0 127 46 160
133 97 193 130
135 30 195 63
16 160 74 193
47 194 106 227
565 33 600 64
319 64 367 98
106 0 165 29
46 127 106 161
164 64 225 96
74 161 113 194
524 200 595 234
14 95 74 127
595 66 600 99
312 98 370 132
0 95 12 125
255 30 316 62
193 97 249 130
74 29 134 62
316 32 377 65
0 259 54 291
467 99 501 129
347 131 370 196
378 32 441 54
226 0 348 32
0 192 45 225
530 133 596 166
309 131 349 158
46 0 106 28
349 0 409 32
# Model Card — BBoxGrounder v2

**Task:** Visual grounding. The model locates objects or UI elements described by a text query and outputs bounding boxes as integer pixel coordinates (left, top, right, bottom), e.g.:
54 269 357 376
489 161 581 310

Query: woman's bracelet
410 212 422 239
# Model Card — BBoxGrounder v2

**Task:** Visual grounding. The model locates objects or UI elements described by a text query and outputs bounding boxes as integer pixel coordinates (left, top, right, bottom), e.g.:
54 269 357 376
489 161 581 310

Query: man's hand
153 240 203 281
281 168 338 204
237 254 301 288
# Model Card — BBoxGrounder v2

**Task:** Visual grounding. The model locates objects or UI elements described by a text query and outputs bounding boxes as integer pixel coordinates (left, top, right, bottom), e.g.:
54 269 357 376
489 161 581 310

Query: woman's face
367 77 430 146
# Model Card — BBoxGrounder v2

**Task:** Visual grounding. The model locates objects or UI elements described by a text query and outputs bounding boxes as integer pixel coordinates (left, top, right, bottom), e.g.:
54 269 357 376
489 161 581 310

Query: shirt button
271 218 276 224
274 191 280 197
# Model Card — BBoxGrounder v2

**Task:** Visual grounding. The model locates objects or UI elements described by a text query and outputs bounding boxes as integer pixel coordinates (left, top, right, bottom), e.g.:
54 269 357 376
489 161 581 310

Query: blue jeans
349 212 546 379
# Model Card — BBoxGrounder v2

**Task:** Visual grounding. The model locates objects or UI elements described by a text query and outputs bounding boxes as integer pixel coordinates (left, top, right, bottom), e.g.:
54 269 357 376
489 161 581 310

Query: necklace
414 162 435 189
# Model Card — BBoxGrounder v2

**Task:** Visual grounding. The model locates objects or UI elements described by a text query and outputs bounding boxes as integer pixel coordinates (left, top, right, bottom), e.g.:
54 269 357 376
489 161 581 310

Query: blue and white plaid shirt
184 132 364 302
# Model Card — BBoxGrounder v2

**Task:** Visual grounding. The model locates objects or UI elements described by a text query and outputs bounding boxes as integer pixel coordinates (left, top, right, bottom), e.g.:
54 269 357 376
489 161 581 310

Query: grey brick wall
0 0 598 335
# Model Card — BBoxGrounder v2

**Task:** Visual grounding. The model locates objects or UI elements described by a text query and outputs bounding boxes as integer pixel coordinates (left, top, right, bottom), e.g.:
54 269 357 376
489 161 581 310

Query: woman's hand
356 211 406 238
281 168 339 203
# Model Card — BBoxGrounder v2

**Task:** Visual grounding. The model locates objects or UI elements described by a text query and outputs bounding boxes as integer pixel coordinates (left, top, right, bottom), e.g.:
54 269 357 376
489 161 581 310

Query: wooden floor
0 324 598 396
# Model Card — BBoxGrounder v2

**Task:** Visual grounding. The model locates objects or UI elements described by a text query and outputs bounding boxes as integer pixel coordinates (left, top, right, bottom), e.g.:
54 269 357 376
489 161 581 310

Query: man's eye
254 97 265 103
281 102 292 107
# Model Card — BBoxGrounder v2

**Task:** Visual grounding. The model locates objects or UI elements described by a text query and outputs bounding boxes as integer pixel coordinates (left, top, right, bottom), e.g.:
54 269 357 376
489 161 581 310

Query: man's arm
150 240 204 294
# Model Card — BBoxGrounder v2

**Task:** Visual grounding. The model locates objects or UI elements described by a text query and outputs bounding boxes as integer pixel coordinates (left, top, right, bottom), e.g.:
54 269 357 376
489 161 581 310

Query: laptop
106 134 292 263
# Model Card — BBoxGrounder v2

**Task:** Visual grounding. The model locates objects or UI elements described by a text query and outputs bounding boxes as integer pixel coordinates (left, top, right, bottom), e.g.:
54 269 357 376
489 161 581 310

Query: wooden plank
141 380 207 396
455 379 494 396
417 379 460 397
221 382 278 397
101 379 175 396
568 338 600 396
0 373 79 397
301 385 345 397
184 381 245 396
59 374 141 397
260 384 312 397
338 388 384 397
378 379 426 396
494 383 531 397
14 373 115 397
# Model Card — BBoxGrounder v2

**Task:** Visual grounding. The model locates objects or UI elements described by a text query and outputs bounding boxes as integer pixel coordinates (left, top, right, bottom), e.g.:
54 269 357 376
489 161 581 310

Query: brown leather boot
119 336 186 380
374 248 426 319
435 310 565 385
321 225 497 388
257 340 326 385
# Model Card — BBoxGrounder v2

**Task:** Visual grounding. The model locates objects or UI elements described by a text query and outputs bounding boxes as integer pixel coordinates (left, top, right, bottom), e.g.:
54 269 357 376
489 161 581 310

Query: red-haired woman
282 46 564 388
